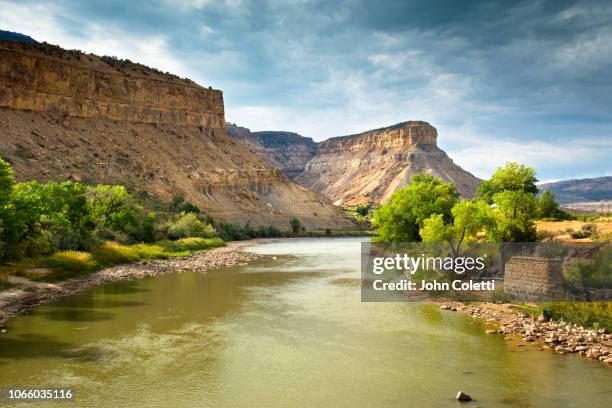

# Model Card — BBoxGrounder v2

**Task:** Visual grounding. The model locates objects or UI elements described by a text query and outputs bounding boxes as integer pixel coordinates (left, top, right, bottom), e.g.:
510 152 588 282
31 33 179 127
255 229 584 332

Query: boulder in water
456 391 472 401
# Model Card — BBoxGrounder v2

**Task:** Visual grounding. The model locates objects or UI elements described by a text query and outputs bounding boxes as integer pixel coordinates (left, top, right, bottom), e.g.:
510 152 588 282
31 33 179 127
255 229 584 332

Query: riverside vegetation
0 157 290 288
371 162 611 335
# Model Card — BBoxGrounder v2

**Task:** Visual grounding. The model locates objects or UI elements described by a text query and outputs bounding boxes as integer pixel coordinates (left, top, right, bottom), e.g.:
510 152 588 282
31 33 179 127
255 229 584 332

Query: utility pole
98 161 108 184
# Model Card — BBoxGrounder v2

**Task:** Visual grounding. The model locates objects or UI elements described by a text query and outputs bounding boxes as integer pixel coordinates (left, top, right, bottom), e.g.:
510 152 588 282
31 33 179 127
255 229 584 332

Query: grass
41 251 98 272
518 302 612 331
12 237 225 282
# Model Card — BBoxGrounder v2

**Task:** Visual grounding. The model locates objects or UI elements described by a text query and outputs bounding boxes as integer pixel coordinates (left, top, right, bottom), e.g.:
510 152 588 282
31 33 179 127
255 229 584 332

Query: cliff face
295 121 481 205
0 40 353 230
226 124 317 179
0 41 224 128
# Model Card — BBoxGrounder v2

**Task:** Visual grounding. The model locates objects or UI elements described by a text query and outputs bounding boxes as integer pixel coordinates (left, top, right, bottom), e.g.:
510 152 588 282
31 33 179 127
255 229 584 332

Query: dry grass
536 219 612 242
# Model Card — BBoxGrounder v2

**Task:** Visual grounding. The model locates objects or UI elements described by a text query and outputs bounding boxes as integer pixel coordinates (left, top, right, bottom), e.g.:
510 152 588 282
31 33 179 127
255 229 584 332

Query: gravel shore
440 302 612 366
0 240 265 325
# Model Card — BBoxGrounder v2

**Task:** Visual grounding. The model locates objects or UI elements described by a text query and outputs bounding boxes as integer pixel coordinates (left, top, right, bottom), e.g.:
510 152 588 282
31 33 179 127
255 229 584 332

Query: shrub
217 222 250 241
164 212 216 240
290 217 302 234
216 223 281 241
325 228 332 236
355 204 370 217
569 223 597 239
21 230 57 257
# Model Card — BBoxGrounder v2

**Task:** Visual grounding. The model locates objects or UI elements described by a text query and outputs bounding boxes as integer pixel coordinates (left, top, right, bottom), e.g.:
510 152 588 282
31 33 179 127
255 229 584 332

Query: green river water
0 238 610 407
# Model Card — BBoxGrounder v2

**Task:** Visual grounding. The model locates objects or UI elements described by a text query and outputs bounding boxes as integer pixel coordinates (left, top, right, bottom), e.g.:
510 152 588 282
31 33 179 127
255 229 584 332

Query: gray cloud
0 0 610 180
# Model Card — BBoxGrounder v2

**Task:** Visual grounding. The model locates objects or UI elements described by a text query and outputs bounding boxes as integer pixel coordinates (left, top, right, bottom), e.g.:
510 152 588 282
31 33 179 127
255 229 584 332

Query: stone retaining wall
503 256 564 301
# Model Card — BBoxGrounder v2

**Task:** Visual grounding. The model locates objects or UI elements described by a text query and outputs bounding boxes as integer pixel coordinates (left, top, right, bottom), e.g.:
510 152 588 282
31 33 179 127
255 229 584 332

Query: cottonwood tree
477 162 538 203
372 174 458 242
420 200 496 255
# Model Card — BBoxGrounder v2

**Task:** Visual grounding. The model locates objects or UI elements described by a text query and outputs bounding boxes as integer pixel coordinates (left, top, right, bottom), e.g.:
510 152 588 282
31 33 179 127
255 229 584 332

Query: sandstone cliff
0 40 353 230
295 121 481 205
226 124 317 179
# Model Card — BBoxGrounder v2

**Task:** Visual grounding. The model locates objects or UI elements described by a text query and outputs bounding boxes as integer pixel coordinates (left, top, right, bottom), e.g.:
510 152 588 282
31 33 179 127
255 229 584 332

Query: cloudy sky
1 0 611 181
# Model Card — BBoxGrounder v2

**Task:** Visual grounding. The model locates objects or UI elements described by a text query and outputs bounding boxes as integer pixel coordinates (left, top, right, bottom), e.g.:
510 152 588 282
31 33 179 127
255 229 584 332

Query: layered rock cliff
0 41 224 128
226 124 317 179
0 40 353 229
295 121 481 205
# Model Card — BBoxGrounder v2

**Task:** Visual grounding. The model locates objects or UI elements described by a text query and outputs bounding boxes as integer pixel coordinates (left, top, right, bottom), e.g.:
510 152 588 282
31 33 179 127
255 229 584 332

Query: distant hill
225 124 318 179
0 30 37 43
538 176 612 204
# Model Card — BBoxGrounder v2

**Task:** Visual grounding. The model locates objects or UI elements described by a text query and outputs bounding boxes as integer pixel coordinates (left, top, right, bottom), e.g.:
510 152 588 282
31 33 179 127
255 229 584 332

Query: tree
0 157 14 205
372 174 458 242
536 189 572 220
492 190 537 241
165 212 215 240
477 162 538 203
355 204 370 217
14 181 93 251
290 217 302 234
86 185 152 243
0 158 17 257
421 200 496 255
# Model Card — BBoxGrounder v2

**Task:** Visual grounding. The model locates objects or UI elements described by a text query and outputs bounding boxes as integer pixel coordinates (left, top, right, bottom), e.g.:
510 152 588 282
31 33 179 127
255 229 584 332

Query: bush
569 223 597 239
216 222 250 241
169 195 200 214
163 212 216 240
290 217 302 234
41 251 98 272
21 230 57 258
216 223 282 241
355 204 370 217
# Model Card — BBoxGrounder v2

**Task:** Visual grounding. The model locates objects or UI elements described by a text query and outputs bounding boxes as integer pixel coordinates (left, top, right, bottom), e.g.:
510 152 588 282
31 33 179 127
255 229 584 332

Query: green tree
0 157 13 204
372 174 458 242
421 200 496 255
165 212 216 240
355 204 370 217
492 190 537 241
536 189 572 220
0 158 17 257
86 185 152 243
290 217 302 234
477 162 538 203
16 181 93 251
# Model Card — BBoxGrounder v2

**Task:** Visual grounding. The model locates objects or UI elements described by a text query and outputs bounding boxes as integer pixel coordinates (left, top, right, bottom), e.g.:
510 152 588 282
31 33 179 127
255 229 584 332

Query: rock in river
456 391 472 401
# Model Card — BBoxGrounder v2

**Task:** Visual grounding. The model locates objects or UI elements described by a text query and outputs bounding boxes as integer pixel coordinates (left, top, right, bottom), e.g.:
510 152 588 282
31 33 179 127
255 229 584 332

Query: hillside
227 121 480 206
538 177 612 204
0 39 353 230
0 29 37 43
226 124 317 179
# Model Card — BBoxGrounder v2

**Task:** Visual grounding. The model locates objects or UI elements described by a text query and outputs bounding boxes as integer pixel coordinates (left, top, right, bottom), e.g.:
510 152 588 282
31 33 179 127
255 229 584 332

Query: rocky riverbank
0 240 265 326
440 302 612 366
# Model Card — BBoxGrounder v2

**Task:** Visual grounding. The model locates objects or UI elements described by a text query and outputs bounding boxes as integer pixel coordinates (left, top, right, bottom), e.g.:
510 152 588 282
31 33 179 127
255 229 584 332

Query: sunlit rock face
0 40 354 230
296 121 481 206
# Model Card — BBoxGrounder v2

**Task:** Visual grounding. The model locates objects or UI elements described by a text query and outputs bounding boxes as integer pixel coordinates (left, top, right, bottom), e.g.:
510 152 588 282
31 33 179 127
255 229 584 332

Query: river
0 238 610 407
